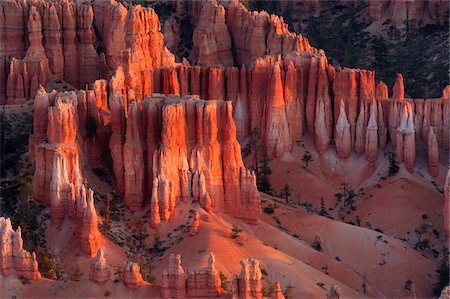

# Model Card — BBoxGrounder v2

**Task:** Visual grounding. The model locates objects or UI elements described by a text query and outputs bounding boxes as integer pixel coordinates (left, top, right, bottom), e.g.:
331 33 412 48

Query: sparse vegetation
71 263 83 281
219 271 231 292
388 151 400 175
264 204 275 214
312 236 322 252
280 183 291 200
434 254 449 296
103 290 112 298
301 151 313 169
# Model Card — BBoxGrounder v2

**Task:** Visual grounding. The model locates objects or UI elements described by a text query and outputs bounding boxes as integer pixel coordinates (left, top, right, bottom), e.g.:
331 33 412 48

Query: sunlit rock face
109 94 261 225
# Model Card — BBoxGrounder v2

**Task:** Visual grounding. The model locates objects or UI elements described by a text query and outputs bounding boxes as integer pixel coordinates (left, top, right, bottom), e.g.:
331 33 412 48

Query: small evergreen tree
230 225 243 240
388 151 400 175
301 151 313 168
280 184 291 200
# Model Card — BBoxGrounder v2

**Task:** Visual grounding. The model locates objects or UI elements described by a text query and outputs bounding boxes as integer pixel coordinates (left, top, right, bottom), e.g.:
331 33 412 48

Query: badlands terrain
0 0 449 298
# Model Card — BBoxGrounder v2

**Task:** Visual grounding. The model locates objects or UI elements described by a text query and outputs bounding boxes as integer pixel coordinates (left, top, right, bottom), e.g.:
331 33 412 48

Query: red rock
396 102 415 171
109 93 126 194
271 282 286 299
427 126 439 177
264 63 292 158
444 170 450 237
123 262 144 289
186 253 222 298
222 0 315 66
123 101 145 211
161 254 186 299
314 56 332 153
0 217 41 280
233 258 263 299
89 247 111 284
192 1 233 66
79 186 102 257
392 73 405 100
92 0 127 70
110 95 260 224
284 62 302 141
333 68 359 148
443 89 449 150
62 1 78 86
354 102 367 155
42 3 64 78
335 101 351 158
376 81 389 100
365 101 378 162
377 100 388 150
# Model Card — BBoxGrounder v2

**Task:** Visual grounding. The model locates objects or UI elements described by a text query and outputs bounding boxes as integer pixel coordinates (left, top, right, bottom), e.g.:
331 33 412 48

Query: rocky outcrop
89 247 111 284
335 101 351 158
444 170 450 237
30 88 101 257
5 5 51 104
439 286 450 299
221 0 316 66
365 102 378 163
427 127 439 177
186 253 222 298
392 73 405 100
192 1 233 66
123 262 144 289
0 217 41 280
78 186 102 257
109 95 261 225
396 102 415 171
161 253 222 299
271 282 286 299
232 258 263 299
161 254 186 299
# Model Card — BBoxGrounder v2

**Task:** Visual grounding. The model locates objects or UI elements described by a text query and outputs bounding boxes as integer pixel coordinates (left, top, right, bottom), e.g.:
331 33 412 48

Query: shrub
71 263 83 281
264 204 275 214
388 151 399 175
312 236 322 252
434 258 449 296
219 271 231 291
103 290 112 298
230 225 243 240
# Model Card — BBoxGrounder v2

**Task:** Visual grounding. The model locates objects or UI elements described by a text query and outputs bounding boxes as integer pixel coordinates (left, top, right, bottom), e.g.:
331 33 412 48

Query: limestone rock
392 73 405 100
233 258 263 299
396 102 415 171
427 127 439 177
123 262 144 289
89 247 111 284
444 170 450 237
192 1 233 66
0 217 41 280
161 254 186 299
79 187 102 257
335 101 351 158
271 282 286 299
186 253 222 298
365 102 378 162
